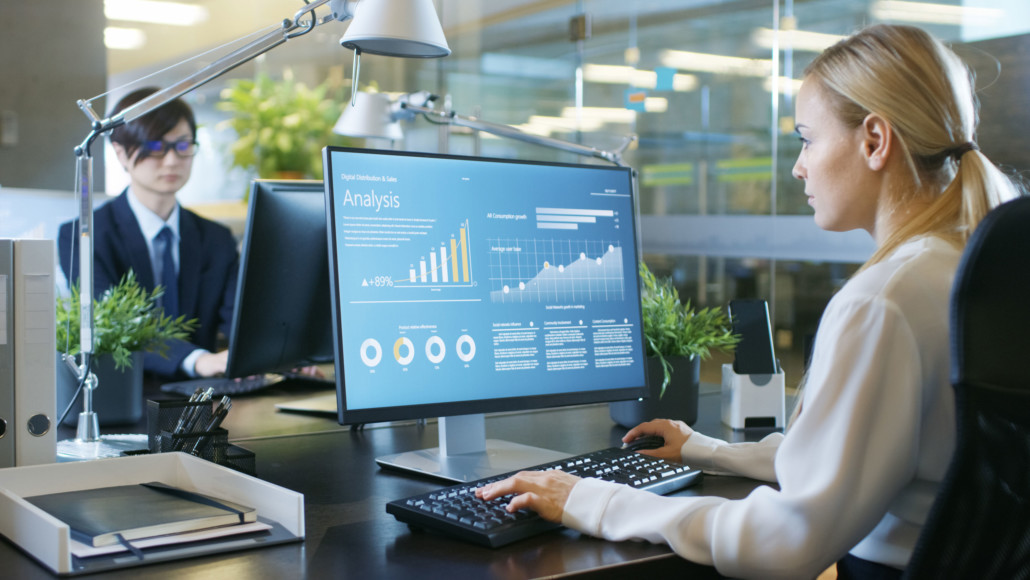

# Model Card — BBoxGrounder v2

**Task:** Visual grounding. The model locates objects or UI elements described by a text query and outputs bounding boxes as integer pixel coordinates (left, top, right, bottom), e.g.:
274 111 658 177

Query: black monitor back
225 179 333 377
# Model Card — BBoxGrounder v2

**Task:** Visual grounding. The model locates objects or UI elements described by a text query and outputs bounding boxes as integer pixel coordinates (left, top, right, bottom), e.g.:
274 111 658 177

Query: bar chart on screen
354 217 477 291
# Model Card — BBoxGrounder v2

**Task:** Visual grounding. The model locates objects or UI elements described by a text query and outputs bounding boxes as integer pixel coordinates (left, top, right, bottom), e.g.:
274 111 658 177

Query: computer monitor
225 179 334 378
323 146 647 482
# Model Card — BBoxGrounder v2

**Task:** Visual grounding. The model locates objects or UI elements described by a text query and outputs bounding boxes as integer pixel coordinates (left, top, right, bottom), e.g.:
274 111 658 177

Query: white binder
0 239 14 468
13 239 56 465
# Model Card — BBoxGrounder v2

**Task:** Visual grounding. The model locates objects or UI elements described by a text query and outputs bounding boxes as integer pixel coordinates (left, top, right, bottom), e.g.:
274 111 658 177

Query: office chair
903 196 1030 579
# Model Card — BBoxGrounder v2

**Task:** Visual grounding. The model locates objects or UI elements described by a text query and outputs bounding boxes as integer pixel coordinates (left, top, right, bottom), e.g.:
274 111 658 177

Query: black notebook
26 482 257 547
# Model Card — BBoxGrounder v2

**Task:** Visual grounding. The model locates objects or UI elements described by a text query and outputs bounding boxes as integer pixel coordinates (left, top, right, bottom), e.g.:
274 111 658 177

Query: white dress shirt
125 190 206 376
562 235 960 579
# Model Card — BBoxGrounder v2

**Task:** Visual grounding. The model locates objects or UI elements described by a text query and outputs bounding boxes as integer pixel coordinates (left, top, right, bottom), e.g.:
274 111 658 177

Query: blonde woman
478 24 1020 579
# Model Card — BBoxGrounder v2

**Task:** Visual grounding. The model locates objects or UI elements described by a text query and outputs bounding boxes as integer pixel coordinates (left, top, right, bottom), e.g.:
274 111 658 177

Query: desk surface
6 385 774 579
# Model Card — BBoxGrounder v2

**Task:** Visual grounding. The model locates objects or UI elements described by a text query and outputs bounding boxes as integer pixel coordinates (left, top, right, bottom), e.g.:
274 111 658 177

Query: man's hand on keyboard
194 350 228 377
475 469 581 523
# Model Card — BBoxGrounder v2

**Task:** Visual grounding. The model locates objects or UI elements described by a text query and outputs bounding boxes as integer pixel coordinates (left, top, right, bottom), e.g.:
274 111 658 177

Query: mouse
621 435 665 451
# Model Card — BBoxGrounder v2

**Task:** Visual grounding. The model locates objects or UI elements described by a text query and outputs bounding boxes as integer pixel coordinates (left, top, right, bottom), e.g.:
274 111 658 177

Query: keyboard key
385 446 701 548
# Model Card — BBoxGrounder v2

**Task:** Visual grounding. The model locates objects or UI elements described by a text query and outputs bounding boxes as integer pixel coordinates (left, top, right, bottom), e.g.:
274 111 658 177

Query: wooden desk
10 386 774 579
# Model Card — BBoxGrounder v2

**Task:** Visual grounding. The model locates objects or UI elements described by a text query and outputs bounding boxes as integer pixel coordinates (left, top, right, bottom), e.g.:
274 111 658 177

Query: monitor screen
225 179 334 378
323 146 647 480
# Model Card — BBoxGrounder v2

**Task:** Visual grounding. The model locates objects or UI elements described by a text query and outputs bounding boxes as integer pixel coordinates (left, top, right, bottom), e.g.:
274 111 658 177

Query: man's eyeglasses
140 139 198 159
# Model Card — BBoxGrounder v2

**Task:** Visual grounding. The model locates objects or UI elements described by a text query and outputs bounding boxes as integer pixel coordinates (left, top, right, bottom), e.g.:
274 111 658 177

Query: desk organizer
144 400 256 477
721 363 785 429
0 453 304 575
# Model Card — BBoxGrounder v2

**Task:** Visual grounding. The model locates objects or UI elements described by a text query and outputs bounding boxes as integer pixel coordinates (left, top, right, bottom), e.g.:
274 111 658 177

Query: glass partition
105 0 1030 384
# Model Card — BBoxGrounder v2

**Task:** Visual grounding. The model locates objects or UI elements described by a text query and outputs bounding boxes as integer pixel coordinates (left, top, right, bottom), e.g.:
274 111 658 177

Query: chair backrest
904 195 1030 579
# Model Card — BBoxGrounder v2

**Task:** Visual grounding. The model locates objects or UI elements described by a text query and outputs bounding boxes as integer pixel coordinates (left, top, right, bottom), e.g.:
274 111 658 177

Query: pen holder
223 444 257 477
147 399 212 453
157 427 229 462
145 399 256 476
721 363 785 430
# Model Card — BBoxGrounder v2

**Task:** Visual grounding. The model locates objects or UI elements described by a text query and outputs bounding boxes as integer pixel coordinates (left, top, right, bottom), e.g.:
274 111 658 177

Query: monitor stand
375 414 571 483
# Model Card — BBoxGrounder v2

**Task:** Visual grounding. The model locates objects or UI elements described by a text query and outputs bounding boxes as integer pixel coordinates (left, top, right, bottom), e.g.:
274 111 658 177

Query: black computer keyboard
386 446 702 548
160 374 285 397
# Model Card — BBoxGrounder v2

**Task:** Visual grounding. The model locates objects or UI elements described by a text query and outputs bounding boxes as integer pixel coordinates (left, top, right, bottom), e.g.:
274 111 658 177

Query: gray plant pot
57 351 144 427
609 355 700 428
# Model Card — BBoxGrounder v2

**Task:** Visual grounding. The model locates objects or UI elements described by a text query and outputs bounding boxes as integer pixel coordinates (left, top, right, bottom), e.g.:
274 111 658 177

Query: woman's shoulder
834 236 961 310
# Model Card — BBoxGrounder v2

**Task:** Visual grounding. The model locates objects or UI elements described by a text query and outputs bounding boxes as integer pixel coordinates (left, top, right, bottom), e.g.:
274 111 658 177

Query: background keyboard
161 372 336 398
160 374 284 397
386 446 701 547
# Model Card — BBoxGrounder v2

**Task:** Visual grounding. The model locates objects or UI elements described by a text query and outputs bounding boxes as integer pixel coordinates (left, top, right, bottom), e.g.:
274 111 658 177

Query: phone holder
721 363 785 430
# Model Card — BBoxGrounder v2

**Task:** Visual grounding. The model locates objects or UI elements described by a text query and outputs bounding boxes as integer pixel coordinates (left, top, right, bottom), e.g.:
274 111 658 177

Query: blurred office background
2 0 1028 384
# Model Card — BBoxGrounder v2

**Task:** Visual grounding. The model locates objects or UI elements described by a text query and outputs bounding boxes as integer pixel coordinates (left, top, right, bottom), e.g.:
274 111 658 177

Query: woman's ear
861 113 892 171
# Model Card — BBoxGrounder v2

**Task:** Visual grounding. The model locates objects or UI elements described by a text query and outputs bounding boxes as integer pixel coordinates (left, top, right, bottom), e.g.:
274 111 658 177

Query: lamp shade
333 92 404 140
341 0 450 58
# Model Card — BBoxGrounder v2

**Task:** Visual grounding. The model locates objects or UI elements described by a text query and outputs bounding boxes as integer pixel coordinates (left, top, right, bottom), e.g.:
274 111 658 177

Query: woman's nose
791 158 805 180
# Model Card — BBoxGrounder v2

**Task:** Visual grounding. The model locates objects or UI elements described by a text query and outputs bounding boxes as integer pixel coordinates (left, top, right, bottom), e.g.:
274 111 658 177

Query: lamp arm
77 0 360 134
399 102 634 167
72 0 357 361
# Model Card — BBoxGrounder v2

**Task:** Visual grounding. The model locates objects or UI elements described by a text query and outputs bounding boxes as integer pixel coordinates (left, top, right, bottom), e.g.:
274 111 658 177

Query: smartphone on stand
728 299 778 375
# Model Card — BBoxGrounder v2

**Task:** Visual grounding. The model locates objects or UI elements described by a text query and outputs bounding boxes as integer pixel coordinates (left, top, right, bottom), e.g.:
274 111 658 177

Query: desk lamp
334 91 634 166
60 0 450 461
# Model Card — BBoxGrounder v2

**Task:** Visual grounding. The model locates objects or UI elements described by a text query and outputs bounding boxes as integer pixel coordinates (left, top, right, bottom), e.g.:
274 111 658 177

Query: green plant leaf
56 270 199 371
217 72 357 182
638 261 740 398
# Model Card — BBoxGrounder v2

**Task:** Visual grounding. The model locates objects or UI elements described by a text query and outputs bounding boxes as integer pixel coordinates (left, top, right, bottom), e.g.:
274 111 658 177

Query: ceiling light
764 76 804 96
104 27 147 50
561 107 637 124
871 1 1002 26
521 116 604 134
752 28 846 52
104 0 209 26
659 50 773 77
582 64 698 91
644 98 668 113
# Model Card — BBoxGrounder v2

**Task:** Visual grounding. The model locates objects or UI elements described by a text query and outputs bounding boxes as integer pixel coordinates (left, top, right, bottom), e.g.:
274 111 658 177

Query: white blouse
562 236 960 579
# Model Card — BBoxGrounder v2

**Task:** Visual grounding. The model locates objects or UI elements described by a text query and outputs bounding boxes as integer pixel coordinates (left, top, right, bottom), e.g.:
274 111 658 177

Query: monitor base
376 438 570 483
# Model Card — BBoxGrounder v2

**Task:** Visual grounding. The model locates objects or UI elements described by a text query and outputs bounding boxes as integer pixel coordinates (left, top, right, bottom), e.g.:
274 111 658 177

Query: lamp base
75 411 100 442
56 434 148 462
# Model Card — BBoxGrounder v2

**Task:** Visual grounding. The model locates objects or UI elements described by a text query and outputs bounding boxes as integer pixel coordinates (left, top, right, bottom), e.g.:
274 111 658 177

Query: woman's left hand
475 470 582 523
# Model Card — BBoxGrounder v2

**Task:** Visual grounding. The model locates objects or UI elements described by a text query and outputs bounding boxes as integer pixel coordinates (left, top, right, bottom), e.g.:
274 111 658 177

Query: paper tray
0 452 304 575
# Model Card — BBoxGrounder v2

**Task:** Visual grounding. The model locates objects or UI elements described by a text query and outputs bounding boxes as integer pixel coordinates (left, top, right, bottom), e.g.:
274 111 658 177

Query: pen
172 386 207 435
188 396 232 456
173 387 215 451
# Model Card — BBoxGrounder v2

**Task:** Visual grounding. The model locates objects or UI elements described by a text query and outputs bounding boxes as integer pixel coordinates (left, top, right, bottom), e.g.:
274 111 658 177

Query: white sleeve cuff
562 478 621 537
181 348 210 378
680 431 737 476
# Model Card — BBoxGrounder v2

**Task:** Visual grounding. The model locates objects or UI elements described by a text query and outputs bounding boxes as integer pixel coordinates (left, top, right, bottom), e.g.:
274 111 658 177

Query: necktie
155 226 179 317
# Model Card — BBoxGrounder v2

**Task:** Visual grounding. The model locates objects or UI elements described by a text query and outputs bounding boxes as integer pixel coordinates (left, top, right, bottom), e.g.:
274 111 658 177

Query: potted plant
216 71 353 181
610 262 739 428
56 271 197 426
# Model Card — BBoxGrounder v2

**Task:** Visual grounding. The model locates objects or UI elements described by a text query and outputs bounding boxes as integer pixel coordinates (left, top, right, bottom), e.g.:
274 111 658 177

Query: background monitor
225 179 334 378
323 146 647 481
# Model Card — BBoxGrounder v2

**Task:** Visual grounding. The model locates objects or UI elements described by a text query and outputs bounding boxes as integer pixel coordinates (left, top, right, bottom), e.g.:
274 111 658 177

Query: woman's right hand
622 419 695 462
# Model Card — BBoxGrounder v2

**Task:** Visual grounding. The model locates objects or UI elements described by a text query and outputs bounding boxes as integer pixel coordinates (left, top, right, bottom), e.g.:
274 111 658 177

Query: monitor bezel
225 178 334 378
322 145 648 426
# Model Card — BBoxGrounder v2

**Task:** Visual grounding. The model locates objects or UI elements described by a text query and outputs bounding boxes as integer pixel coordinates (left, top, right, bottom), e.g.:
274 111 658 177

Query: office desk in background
5 385 774 579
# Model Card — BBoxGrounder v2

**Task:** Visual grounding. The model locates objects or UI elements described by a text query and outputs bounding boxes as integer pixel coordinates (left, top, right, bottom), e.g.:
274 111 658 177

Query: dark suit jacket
58 191 238 378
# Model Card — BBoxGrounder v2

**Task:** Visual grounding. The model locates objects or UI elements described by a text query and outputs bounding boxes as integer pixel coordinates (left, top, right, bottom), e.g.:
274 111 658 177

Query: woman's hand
623 419 695 462
475 469 581 523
